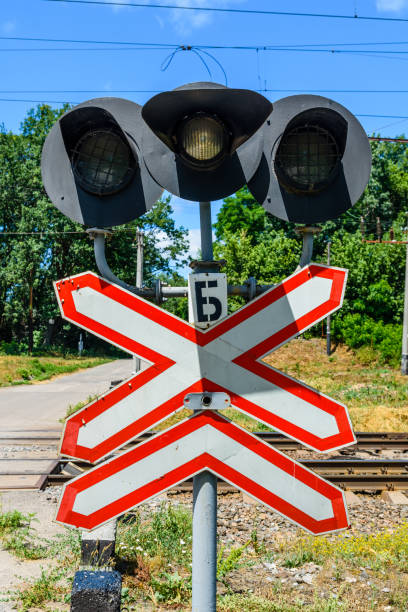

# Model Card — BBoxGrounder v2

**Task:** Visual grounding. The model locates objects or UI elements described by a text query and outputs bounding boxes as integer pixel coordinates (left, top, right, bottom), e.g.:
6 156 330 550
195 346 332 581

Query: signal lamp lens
179 114 228 164
72 130 136 195
275 125 341 193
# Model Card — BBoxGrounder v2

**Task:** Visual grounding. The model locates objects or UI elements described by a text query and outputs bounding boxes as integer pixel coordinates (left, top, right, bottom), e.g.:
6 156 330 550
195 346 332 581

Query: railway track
1 430 408 450
1 430 408 491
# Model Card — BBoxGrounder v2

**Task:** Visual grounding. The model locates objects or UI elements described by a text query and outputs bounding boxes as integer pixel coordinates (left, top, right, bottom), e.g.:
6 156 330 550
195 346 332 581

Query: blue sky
3 0 408 258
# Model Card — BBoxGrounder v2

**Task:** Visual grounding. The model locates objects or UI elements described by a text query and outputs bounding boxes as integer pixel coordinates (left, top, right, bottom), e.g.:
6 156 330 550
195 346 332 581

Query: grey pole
295 226 320 270
402 235 408 374
136 228 144 288
326 241 332 357
134 228 144 375
192 201 217 612
199 201 214 260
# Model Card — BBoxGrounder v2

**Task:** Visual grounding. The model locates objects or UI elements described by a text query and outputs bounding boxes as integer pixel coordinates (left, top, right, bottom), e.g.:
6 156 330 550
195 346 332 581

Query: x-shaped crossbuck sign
57 410 349 534
56 264 355 464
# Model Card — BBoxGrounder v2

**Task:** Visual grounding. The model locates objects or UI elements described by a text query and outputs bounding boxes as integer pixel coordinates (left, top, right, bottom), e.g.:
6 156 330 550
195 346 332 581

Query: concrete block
344 490 361 506
381 491 408 505
81 520 117 566
71 569 121 612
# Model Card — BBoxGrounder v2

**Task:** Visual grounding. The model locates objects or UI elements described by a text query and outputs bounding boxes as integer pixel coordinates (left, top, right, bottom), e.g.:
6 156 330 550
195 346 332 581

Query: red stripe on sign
229 360 355 451
56 275 175 362
56 412 348 534
55 265 343 349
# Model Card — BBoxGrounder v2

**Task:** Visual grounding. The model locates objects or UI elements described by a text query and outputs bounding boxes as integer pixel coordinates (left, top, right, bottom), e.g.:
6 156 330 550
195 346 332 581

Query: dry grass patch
266 338 408 432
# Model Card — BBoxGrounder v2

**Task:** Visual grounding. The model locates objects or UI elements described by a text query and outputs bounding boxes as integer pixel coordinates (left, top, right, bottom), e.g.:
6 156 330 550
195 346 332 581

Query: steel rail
1 431 408 449
41 458 408 491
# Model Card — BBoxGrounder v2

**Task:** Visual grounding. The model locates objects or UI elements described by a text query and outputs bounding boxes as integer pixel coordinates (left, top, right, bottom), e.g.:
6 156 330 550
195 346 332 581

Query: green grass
117 504 192 566
0 354 112 387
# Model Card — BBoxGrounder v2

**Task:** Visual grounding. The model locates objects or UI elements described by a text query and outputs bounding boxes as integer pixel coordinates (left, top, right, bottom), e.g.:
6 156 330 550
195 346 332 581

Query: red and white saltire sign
56 410 349 535
56 264 355 464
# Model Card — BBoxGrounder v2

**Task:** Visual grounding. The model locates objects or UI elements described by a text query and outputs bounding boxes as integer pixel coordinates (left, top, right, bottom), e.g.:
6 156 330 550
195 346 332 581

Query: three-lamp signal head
41 89 371 227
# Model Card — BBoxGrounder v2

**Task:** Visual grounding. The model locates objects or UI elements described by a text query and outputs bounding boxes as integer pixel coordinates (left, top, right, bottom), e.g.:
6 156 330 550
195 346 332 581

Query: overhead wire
0 97 407 124
42 0 408 24
3 89 408 94
6 35 408 49
5 44 408 58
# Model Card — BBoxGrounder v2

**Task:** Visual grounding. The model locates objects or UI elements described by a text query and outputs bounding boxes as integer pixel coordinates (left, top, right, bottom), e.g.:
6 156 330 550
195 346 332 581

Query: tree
214 187 297 245
0 105 189 353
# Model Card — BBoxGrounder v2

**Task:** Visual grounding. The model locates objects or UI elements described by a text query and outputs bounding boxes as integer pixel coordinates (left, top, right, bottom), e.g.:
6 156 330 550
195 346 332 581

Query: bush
333 313 402 365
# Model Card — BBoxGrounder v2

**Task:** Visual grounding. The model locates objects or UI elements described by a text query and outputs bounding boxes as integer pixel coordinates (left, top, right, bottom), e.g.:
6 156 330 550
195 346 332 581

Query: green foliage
150 571 191 604
282 549 316 568
214 187 296 243
0 104 189 353
17 569 67 611
325 232 405 325
0 510 28 533
333 313 402 365
283 523 408 571
0 511 50 560
217 542 248 580
10 357 109 384
213 149 408 359
117 504 192 565
214 230 301 286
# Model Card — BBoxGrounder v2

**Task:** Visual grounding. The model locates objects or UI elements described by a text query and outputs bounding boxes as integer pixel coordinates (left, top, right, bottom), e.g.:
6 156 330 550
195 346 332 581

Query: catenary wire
42 0 408 24
6 35 408 50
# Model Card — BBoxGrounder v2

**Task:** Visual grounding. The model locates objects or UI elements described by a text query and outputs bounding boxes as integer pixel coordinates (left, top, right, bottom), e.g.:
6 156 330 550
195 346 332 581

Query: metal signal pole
133 228 144 375
192 201 217 612
402 235 408 374
135 228 144 288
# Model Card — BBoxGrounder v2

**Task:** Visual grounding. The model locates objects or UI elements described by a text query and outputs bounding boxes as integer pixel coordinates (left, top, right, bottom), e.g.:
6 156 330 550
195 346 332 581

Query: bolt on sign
55 264 355 535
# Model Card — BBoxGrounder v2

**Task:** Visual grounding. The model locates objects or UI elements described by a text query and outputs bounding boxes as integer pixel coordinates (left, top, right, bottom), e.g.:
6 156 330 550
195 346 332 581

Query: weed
280 523 408 570
0 510 48 560
17 568 67 611
218 593 295 611
149 571 191 604
0 509 29 532
117 504 192 566
3 515 81 611
282 548 315 568
62 394 98 421
217 542 249 581
250 528 266 555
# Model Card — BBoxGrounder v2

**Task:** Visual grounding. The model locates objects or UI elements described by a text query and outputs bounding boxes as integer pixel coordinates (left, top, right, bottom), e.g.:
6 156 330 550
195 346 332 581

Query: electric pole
326 241 331 356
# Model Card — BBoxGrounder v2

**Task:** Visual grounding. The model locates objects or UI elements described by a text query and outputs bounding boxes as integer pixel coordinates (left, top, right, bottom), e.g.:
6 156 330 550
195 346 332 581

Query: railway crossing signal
41 84 369 610
57 410 349 535
41 89 371 228
55 263 355 531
